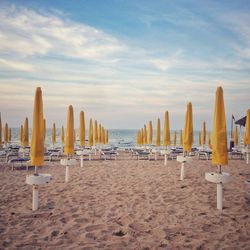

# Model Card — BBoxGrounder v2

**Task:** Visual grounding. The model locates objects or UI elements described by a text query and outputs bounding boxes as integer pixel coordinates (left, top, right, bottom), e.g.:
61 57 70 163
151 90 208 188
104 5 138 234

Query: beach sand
0 152 250 249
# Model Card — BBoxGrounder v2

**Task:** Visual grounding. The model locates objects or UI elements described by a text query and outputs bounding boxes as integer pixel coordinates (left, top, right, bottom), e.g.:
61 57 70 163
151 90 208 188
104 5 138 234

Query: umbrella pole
32 184 39 211
217 165 223 210
35 166 38 174
180 162 185 180
164 154 167 166
65 155 69 182
80 154 84 168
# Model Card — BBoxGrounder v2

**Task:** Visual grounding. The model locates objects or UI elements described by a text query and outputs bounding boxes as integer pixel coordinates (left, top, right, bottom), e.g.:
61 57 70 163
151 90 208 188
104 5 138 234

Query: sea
7 128 234 148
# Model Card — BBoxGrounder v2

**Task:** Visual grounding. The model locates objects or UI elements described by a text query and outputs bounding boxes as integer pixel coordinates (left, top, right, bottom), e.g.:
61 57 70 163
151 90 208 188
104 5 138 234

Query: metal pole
180 163 185 180
32 185 39 211
217 165 223 210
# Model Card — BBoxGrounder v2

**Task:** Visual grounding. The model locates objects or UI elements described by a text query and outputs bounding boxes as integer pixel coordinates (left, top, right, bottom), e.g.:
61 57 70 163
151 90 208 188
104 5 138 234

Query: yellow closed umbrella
0 113 2 146
212 87 228 166
61 125 64 144
4 123 8 145
89 118 93 147
94 120 98 145
198 132 201 146
173 130 177 147
30 87 44 166
156 118 161 146
201 122 206 145
43 119 46 141
183 102 193 153
8 128 11 142
20 125 24 146
180 129 183 146
98 124 101 144
79 111 85 147
244 109 250 145
64 105 74 155
148 120 153 144
23 117 29 147
102 127 105 144
52 123 56 145
143 124 147 145
105 129 108 144
234 126 238 146
163 111 170 146
73 129 76 144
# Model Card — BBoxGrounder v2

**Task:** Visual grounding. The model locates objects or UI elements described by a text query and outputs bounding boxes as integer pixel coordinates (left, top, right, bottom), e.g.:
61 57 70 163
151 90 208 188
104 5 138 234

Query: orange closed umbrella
156 118 161 146
23 118 29 147
30 87 44 166
198 132 201 146
89 118 93 147
201 122 206 145
94 120 98 145
148 120 153 144
183 102 193 153
244 109 250 145
212 87 228 166
52 123 56 145
61 125 64 144
143 124 147 145
79 111 85 147
233 126 238 146
4 123 8 145
64 105 74 155
8 128 11 142
105 129 109 144
98 124 101 144
163 111 170 146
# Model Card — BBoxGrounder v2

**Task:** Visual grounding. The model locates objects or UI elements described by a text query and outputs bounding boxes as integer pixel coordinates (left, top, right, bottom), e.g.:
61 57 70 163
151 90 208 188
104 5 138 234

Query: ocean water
6 128 233 148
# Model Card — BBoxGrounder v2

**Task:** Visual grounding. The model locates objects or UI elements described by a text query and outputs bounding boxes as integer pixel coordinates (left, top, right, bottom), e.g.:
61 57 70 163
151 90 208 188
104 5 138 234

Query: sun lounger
100 150 119 160
8 157 30 171
136 151 150 160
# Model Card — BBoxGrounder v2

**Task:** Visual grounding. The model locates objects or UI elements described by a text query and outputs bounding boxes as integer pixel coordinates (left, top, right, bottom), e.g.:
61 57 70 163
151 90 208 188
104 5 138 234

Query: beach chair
100 150 119 160
8 157 30 171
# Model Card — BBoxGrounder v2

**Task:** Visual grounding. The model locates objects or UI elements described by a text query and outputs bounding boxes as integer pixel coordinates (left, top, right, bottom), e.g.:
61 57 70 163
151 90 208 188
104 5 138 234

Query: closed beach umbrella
156 118 161 146
73 129 76 144
61 125 64 144
88 118 93 147
141 128 144 145
8 128 11 142
143 124 147 145
198 132 201 146
163 111 170 146
4 123 8 145
105 129 108 144
94 120 98 145
212 87 228 166
201 122 206 145
0 113 2 146
148 120 153 144
64 105 74 155
43 119 46 141
173 131 177 147
244 109 250 145
180 129 183 146
30 87 44 166
20 125 24 146
52 123 56 145
98 124 101 144
102 127 105 144
23 118 29 147
79 111 85 147
234 126 238 146
183 102 193 153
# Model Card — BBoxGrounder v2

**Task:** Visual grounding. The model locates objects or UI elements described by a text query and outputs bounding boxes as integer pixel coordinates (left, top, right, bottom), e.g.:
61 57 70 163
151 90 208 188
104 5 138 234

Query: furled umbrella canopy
201 122 206 145
8 128 11 142
98 124 101 144
79 111 85 147
4 123 8 145
43 119 46 141
23 117 29 147
94 120 98 145
173 131 177 147
234 126 238 145
88 118 93 147
244 109 250 145
163 111 170 146
102 127 105 144
20 125 24 146
105 129 108 144
212 87 228 166
156 118 161 146
143 124 147 145
64 105 74 155
0 113 2 146
183 102 193 153
148 120 153 145
30 87 45 166
208 132 211 146
52 123 56 145
198 132 201 146
61 125 64 144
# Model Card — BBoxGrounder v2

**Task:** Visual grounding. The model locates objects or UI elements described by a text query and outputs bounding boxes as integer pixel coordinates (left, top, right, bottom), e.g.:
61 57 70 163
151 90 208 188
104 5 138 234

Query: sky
0 0 249 130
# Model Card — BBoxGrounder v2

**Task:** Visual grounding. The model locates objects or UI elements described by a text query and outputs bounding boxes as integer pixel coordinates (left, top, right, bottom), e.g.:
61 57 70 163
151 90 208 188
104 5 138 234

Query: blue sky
0 0 249 130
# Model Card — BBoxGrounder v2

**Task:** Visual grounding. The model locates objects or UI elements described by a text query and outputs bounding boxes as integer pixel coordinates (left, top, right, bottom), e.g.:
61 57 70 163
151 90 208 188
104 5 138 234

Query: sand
0 152 250 249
